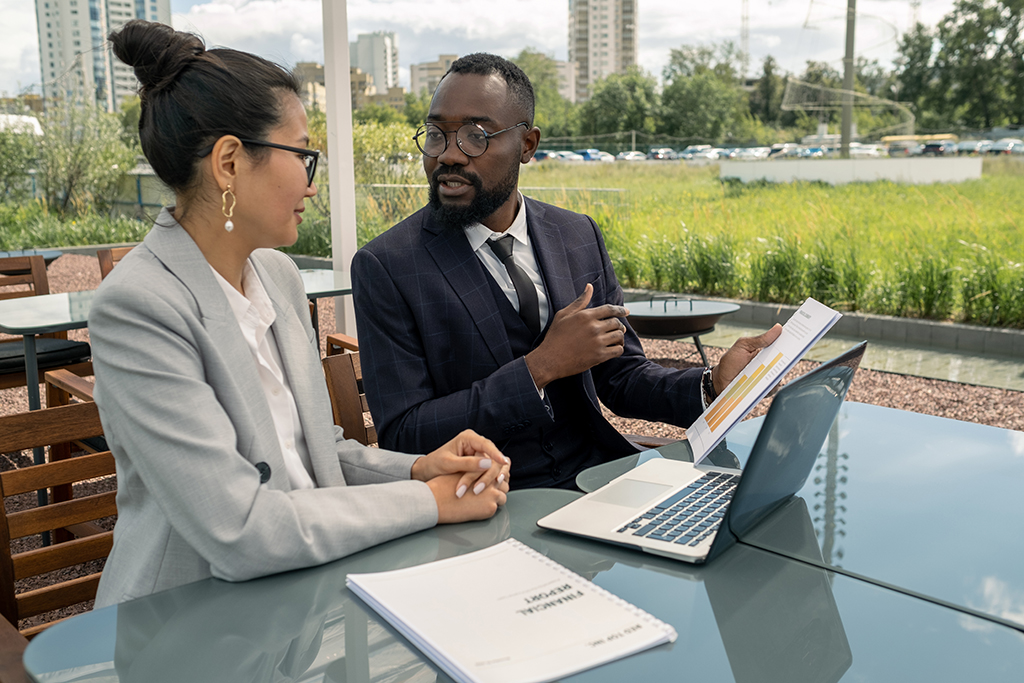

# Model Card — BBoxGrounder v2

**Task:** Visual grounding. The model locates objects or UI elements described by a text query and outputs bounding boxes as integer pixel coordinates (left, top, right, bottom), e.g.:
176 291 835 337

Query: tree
893 22 936 117
663 42 743 84
749 55 785 125
934 0 1010 129
37 99 135 216
0 123 38 201
119 95 141 149
660 71 742 141
403 89 431 127
353 103 405 125
578 67 659 135
512 48 578 138
351 120 419 185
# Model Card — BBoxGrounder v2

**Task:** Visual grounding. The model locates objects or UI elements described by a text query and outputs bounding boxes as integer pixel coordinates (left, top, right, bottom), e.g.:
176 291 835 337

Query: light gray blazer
89 210 437 608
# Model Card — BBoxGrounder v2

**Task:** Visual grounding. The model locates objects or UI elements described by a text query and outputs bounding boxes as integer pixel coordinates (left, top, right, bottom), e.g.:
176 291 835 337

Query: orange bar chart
706 352 784 431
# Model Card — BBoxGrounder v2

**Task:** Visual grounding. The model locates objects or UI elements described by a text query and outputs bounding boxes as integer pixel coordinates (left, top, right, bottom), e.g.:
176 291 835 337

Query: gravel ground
4 253 1024 630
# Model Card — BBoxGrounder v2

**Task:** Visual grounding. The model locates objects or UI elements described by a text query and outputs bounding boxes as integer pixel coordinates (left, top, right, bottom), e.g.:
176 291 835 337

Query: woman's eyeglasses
196 139 320 186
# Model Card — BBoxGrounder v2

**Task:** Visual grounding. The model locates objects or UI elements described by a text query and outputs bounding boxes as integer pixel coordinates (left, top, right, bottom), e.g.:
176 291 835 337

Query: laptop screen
724 342 866 542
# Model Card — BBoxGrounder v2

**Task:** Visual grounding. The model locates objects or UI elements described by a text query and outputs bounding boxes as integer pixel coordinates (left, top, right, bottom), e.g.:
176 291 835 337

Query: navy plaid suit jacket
351 197 705 474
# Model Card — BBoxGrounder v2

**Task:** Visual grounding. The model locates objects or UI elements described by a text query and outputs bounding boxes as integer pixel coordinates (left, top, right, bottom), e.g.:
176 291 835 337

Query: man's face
423 72 535 233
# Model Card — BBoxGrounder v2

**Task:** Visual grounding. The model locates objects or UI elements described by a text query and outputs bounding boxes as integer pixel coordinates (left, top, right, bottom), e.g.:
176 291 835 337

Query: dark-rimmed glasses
413 122 528 158
196 139 320 186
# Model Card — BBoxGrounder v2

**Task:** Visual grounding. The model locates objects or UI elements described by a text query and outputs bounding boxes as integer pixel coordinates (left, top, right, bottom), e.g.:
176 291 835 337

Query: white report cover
347 538 676 683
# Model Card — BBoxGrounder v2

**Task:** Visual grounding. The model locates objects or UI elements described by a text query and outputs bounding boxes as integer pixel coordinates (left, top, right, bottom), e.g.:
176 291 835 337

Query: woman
90 20 509 608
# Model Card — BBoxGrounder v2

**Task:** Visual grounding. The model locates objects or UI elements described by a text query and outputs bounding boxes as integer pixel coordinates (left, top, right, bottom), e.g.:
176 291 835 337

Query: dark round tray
626 299 740 337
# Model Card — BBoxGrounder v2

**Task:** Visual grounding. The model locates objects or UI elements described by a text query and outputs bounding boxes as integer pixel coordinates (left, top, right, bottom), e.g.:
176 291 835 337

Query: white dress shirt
464 192 551 330
212 261 316 490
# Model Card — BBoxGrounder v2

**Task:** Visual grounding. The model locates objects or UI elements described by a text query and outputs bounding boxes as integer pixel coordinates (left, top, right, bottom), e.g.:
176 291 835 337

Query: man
352 53 780 490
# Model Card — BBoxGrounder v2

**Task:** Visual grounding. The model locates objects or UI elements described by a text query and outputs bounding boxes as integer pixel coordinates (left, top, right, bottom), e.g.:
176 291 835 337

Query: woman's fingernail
456 485 467 499
473 481 485 495
497 474 505 485
479 459 492 469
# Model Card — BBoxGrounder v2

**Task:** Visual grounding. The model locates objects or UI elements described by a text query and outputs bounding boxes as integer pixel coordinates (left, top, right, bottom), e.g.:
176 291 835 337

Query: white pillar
321 0 359 336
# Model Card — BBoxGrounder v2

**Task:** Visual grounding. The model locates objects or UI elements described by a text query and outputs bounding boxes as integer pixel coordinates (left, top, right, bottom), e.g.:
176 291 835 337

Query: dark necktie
487 234 541 337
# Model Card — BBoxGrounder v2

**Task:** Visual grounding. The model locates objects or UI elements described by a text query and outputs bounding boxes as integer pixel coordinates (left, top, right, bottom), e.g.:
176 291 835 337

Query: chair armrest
0 616 27 681
325 333 359 355
44 369 95 403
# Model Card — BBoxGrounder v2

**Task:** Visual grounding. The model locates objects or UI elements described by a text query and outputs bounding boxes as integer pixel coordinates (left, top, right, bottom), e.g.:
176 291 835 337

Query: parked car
678 145 713 160
596 151 616 163
768 143 801 158
734 147 771 160
647 147 675 160
532 150 559 162
921 140 958 156
988 138 1024 155
616 150 646 161
848 143 883 158
956 139 993 155
887 142 923 157
554 150 585 161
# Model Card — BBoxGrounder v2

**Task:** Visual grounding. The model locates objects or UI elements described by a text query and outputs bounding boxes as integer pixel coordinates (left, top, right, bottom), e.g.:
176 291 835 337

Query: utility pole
840 0 856 158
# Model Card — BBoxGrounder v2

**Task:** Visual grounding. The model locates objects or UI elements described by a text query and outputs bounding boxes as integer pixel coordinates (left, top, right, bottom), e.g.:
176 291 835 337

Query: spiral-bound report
346 538 676 683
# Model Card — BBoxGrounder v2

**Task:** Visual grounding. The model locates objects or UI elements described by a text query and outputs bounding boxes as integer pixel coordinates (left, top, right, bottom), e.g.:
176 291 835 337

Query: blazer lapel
526 198 578 314
422 213 514 366
143 214 283 472
255 262 339 482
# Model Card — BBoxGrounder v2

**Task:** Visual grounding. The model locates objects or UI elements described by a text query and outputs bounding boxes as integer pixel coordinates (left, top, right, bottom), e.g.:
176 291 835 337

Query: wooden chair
96 246 134 280
322 350 375 447
0 256 92 391
0 400 116 639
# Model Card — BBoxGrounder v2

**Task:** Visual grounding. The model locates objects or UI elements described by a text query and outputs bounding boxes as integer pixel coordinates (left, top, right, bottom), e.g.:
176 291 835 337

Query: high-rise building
349 31 400 93
34 0 171 112
409 54 458 96
568 0 637 102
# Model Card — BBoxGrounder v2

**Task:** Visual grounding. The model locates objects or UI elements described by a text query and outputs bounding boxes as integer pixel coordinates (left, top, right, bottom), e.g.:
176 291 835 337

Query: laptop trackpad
590 479 674 507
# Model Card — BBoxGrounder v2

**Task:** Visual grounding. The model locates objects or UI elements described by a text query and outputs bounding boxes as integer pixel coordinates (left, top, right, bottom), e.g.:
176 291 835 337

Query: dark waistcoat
483 274 620 489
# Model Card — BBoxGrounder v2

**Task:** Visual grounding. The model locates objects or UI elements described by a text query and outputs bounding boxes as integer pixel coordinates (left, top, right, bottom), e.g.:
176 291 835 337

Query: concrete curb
623 289 1024 357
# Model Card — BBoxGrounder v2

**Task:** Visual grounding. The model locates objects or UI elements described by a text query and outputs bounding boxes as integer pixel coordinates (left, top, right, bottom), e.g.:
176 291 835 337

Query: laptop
537 341 866 564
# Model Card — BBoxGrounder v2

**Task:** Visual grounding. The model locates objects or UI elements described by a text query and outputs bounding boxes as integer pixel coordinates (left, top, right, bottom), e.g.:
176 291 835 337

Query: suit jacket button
255 461 271 483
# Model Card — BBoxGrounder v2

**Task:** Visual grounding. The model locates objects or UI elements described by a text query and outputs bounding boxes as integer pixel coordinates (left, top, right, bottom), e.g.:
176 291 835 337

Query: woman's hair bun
109 20 204 93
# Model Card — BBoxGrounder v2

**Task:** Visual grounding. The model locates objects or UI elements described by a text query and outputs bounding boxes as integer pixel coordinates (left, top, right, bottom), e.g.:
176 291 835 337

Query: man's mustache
431 165 482 186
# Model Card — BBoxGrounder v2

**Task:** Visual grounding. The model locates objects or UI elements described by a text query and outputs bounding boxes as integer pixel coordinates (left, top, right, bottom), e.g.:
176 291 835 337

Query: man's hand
411 429 510 498
525 284 628 389
711 324 783 395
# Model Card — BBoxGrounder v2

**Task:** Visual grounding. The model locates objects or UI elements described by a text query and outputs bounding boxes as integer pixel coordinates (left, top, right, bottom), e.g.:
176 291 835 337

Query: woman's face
233 94 317 249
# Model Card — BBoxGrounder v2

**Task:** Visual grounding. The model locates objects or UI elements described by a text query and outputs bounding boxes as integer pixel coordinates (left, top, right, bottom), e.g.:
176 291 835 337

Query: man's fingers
742 323 782 350
561 283 594 315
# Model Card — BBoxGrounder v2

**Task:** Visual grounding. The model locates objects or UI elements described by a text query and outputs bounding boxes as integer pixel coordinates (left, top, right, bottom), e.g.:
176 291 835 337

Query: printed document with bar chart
687 298 842 464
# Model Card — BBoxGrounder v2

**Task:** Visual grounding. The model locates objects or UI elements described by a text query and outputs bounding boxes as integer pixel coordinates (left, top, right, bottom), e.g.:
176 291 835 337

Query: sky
1 0 959 99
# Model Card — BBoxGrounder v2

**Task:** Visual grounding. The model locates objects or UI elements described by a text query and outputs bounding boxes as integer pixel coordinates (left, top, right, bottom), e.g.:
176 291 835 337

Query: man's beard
428 162 519 233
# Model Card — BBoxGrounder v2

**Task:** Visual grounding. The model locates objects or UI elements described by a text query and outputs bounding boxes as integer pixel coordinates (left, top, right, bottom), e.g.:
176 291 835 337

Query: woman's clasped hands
411 430 511 523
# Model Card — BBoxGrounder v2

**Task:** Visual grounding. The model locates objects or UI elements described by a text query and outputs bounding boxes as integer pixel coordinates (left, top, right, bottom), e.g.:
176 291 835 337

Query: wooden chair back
322 350 376 447
0 401 116 639
96 246 134 280
0 255 48 300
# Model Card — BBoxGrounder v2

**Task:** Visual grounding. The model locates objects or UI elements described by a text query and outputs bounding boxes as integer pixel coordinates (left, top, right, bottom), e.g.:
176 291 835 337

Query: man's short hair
443 53 535 127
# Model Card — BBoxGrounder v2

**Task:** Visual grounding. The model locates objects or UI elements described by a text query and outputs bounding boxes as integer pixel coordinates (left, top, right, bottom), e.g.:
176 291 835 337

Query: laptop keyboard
615 472 739 547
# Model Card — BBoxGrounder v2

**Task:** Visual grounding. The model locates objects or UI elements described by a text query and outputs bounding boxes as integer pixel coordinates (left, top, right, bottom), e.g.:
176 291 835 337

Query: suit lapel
422 213 514 366
526 198 578 314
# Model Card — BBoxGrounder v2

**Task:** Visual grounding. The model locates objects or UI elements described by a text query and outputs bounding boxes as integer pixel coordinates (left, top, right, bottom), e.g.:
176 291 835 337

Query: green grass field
4 158 1023 327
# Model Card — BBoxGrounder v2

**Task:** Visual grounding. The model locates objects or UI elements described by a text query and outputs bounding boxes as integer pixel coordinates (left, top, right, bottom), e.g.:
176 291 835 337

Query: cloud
0 0 959 98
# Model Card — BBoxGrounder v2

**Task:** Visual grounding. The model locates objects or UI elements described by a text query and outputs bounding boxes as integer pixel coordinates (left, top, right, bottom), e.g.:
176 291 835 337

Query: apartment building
409 54 458 96
349 31 400 93
567 0 637 101
34 0 171 111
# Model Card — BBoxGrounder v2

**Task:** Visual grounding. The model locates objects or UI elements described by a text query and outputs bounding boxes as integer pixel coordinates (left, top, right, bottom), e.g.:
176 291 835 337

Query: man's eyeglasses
413 122 528 158
196 139 320 186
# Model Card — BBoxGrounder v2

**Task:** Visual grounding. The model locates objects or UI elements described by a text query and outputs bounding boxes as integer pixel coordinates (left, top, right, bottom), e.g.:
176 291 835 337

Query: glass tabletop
23 489 1024 682
0 290 94 335
581 401 1024 633
299 269 352 298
